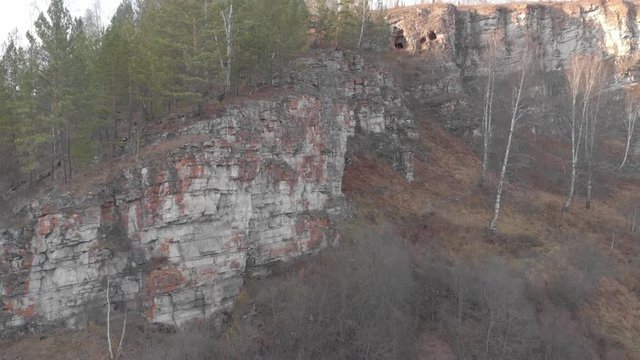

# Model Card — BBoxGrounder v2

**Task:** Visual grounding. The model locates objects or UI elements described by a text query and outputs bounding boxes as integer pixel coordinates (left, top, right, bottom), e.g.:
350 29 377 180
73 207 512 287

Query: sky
0 0 121 42
0 0 432 44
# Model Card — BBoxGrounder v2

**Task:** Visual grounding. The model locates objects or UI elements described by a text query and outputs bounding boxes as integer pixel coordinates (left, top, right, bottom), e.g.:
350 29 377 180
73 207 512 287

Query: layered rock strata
0 52 417 332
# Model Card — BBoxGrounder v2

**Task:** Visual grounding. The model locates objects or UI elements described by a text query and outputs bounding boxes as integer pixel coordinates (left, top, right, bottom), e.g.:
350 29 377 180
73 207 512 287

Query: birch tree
619 95 638 170
562 54 586 210
357 0 369 49
579 55 605 210
219 1 233 94
106 276 127 360
479 31 501 188
488 47 531 232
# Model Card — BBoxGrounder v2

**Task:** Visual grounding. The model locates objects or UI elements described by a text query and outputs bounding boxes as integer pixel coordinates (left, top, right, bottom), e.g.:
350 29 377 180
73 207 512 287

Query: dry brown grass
584 278 640 359
343 112 640 357
0 315 161 360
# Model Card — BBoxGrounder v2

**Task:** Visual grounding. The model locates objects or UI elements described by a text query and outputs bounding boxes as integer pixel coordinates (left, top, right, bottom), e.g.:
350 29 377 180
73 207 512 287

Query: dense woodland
0 0 387 188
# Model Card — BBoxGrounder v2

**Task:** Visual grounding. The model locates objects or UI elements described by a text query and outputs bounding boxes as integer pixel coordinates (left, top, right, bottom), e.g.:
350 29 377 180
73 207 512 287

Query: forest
0 0 386 188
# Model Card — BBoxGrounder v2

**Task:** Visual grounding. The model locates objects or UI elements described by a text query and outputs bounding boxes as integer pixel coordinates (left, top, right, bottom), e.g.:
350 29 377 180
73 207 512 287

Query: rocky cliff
0 51 417 333
4 0 639 335
388 0 639 100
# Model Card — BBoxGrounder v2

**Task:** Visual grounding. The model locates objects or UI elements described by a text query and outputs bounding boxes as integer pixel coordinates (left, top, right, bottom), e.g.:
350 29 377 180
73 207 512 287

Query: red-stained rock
0 51 417 332
37 216 56 237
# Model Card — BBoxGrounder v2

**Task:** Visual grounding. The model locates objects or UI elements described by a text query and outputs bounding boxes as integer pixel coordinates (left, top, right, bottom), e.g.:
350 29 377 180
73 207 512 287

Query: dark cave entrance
393 27 407 50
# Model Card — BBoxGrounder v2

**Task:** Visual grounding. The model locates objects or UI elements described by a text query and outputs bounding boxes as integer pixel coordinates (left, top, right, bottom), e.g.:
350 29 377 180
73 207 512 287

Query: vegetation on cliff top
0 0 387 190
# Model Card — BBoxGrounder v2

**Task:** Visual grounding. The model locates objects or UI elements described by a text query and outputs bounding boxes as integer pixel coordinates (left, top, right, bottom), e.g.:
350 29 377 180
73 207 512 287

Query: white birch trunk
221 3 233 93
488 49 529 232
106 276 127 360
563 55 585 210
480 31 499 187
581 56 604 209
585 92 602 209
107 277 114 360
481 70 494 187
357 0 367 49
620 104 637 170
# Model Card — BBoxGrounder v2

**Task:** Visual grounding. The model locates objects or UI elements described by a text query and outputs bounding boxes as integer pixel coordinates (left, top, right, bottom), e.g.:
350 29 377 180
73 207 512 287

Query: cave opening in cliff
428 30 437 41
393 27 407 50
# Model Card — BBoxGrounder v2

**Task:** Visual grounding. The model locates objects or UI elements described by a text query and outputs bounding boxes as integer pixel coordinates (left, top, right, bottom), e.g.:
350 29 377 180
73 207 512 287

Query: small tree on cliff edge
488 46 531 232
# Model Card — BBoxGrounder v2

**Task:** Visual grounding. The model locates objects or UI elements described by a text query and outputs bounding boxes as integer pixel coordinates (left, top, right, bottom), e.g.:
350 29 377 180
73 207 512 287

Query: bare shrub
538 309 597 360
248 228 419 360
143 228 418 360
416 250 598 360
546 239 615 310
142 327 215 360
140 235 610 360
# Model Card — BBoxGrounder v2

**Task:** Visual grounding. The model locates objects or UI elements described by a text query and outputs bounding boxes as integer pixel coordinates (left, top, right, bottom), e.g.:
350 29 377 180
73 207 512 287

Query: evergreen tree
1 34 49 177
0 0 387 184
35 0 74 181
68 18 102 169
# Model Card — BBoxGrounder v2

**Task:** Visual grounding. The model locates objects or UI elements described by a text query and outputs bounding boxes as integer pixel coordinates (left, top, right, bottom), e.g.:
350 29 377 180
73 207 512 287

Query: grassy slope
343 114 640 358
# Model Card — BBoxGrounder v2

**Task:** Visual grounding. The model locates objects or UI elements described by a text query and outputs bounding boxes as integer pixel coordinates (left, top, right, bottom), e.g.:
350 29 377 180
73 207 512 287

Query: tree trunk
488 113 515 231
480 70 494 188
221 3 233 94
585 93 601 209
357 0 367 49
66 130 72 179
620 128 633 170
564 97 587 210
488 50 528 232
51 126 56 183
620 105 636 170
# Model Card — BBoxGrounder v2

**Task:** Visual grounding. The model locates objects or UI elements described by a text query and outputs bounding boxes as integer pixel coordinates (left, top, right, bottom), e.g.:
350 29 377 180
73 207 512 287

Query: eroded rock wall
0 52 417 333
389 0 639 94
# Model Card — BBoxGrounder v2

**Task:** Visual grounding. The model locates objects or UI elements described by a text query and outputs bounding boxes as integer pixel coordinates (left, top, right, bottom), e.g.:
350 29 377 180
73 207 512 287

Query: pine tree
68 18 102 170
35 0 74 182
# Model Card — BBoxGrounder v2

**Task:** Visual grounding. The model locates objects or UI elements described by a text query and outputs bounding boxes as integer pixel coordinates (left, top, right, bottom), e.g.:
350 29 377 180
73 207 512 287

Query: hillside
2 0 640 359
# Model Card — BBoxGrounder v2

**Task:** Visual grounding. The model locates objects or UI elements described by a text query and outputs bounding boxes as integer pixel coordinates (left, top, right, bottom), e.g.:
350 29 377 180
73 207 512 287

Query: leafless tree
357 0 369 49
562 54 586 210
620 93 639 169
488 46 531 232
214 1 234 94
106 276 128 360
479 31 501 187
581 55 606 209
562 54 606 210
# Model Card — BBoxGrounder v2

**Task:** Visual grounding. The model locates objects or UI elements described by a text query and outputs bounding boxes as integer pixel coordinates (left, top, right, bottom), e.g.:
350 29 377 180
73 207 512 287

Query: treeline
0 0 387 187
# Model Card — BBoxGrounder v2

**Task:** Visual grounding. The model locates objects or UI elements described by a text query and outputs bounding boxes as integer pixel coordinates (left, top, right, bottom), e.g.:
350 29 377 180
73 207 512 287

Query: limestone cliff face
389 0 639 92
0 52 417 332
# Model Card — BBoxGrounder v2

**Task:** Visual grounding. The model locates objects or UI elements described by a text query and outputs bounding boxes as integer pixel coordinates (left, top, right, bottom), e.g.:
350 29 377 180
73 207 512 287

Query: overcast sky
0 0 121 42
0 0 431 45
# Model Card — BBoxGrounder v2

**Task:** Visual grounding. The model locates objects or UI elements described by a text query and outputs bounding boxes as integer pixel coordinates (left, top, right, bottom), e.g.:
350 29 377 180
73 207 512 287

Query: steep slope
0 51 417 332
3 1 640 358
387 0 640 118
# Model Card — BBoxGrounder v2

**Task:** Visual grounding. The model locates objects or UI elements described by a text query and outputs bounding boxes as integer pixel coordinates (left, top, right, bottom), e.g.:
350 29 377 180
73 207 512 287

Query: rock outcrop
388 0 639 104
0 51 417 333
5 0 639 335
390 0 638 73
